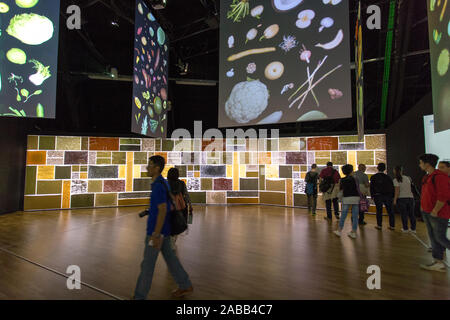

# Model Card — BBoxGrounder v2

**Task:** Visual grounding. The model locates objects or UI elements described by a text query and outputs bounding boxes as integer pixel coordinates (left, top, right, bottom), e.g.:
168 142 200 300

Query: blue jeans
339 204 359 231
134 235 192 300
397 198 416 231
422 212 450 261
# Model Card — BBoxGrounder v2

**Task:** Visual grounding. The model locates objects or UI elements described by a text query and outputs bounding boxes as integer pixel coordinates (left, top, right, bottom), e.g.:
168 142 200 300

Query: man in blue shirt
134 155 193 300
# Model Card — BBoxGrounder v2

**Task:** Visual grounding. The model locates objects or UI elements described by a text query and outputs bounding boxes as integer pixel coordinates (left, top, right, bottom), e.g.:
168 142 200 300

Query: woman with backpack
305 164 319 215
167 168 193 250
393 166 416 233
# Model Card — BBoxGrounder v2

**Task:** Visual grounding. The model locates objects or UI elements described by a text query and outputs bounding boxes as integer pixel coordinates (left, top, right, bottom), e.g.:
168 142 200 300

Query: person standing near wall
305 164 319 215
370 163 395 230
133 156 193 299
438 161 450 176
334 164 360 239
353 164 370 225
393 166 416 233
319 162 341 221
418 154 450 273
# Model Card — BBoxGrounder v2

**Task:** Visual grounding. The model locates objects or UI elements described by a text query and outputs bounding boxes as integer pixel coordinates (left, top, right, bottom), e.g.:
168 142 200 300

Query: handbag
355 178 369 212
159 181 188 236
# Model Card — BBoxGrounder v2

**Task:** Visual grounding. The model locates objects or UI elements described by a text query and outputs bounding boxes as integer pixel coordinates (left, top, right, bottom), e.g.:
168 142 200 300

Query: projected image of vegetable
427 0 450 132
219 0 352 126
0 0 60 118
132 0 169 137
7 13 54 45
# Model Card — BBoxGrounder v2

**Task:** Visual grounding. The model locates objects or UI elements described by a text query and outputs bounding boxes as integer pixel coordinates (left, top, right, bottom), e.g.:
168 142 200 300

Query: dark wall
0 118 27 214
386 93 433 186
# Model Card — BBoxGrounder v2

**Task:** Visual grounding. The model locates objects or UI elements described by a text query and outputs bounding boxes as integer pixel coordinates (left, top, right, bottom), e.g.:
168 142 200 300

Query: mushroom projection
296 10 315 29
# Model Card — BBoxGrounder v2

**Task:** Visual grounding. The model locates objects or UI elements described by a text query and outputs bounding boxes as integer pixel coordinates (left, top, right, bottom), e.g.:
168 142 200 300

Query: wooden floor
0 205 449 300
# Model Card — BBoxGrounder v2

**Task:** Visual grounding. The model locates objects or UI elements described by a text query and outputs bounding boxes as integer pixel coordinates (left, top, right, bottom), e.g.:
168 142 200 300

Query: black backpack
158 181 188 236
372 173 394 196
319 169 336 193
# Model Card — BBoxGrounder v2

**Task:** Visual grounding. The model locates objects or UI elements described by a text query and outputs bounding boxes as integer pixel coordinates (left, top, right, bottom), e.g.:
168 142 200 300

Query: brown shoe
172 286 193 298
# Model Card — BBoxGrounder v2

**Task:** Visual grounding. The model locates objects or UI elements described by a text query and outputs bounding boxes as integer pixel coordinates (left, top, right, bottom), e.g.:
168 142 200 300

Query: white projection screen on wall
424 114 450 162
0 0 60 119
219 0 352 128
427 0 450 133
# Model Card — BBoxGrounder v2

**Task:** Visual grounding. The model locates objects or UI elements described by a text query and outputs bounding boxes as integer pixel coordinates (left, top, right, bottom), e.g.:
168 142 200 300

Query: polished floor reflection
0 205 449 300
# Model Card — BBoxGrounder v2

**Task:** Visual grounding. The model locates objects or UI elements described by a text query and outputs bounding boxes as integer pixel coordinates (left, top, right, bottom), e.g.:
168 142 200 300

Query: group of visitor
305 157 450 254
133 154 449 300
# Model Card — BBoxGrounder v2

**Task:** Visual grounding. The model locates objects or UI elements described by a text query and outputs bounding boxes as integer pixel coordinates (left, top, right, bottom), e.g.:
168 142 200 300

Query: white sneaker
333 230 341 237
410 230 417 234
348 232 357 239
420 261 446 272
401 229 409 233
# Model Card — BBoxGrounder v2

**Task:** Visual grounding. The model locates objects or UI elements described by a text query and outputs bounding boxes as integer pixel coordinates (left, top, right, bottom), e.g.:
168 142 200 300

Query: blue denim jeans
134 235 192 300
422 212 450 261
339 204 359 231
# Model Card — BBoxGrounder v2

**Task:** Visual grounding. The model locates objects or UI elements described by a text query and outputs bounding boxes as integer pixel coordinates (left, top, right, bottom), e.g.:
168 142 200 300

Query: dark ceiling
36 0 431 137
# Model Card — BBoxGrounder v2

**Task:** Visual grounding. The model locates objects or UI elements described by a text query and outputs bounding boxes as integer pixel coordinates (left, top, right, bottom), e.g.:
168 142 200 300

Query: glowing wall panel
219 0 352 127
131 0 169 137
0 0 60 118
24 134 386 210
427 0 450 132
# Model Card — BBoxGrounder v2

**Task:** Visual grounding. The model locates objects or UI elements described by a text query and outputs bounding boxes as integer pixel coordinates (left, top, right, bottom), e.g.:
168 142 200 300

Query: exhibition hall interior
0 0 449 301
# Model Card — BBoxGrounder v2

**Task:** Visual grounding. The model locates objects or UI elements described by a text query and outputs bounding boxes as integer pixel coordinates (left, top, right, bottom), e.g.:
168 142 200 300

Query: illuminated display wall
0 0 60 118
23 134 386 210
427 0 450 133
219 0 352 127
131 0 169 137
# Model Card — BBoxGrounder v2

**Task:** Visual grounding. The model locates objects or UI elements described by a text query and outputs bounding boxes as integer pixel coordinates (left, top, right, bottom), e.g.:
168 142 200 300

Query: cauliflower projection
6 13 54 45
225 80 269 123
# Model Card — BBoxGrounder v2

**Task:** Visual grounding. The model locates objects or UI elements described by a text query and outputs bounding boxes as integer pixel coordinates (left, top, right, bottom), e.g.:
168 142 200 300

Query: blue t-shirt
147 175 172 236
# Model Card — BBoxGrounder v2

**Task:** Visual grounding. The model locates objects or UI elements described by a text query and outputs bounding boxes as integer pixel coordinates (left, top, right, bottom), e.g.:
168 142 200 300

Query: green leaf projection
0 0 60 118
427 0 450 132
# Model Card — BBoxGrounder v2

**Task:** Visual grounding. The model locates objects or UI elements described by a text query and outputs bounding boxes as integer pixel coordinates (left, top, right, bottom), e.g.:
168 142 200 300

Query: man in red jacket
418 154 450 272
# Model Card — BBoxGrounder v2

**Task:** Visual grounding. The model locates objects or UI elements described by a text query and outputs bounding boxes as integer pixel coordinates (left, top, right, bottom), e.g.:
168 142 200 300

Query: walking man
134 155 193 299
418 154 450 272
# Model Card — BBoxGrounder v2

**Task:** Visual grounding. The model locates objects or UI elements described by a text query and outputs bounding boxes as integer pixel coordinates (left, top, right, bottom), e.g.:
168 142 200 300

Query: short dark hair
149 155 165 173
311 164 317 169
377 163 386 172
342 164 354 176
418 154 439 168
326 162 333 167
167 167 179 181
439 160 450 167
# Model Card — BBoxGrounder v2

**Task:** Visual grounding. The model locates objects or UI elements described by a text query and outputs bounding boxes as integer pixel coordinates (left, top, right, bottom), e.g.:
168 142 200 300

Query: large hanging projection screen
219 0 352 128
427 0 449 133
0 0 60 118
132 0 169 137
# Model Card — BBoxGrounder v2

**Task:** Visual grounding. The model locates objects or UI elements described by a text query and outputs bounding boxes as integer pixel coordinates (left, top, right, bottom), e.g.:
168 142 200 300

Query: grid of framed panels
24 135 386 210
